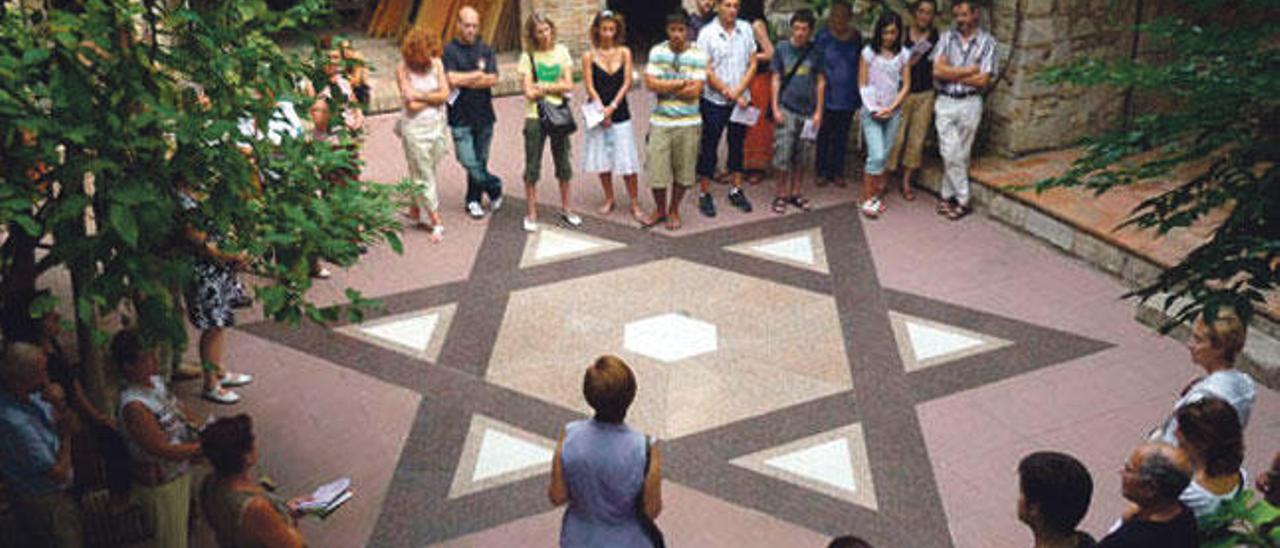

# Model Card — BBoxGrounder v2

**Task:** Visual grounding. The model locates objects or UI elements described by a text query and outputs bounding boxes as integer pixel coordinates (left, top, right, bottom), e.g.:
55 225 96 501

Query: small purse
529 51 577 135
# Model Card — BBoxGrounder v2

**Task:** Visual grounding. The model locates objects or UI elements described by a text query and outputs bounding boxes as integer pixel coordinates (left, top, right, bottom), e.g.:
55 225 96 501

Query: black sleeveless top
592 62 631 123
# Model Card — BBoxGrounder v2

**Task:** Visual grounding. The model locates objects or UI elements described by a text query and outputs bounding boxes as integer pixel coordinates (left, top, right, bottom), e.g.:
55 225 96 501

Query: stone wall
984 0 1177 157
520 0 604 59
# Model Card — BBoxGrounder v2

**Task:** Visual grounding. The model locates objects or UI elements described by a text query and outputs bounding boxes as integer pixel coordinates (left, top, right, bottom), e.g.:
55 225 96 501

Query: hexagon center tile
485 259 852 439
624 313 718 364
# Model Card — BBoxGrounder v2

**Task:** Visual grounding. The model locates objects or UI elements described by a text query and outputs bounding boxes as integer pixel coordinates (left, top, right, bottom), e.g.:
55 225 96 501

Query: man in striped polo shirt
640 9 709 231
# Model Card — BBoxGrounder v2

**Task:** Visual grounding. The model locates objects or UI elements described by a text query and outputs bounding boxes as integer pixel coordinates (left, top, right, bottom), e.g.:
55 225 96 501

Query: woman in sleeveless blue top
550 356 662 547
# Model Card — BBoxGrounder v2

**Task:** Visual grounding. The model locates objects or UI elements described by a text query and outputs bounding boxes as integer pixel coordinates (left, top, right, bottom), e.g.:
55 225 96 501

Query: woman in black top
582 11 644 221
888 0 940 201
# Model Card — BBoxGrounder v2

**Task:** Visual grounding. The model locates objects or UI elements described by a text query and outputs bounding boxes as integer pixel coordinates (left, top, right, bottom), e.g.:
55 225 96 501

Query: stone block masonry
520 0 604 60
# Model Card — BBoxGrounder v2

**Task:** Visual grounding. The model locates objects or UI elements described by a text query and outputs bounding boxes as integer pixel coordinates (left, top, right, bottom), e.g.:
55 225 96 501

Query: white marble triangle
359 313 439 353
753 235 816 266
335 304 456 362
725 229 829 273
764 438 856 492
905 321 983 362
519 226 625 268
472 428 554 482
448 415 557 499
888 311 1014 371
730 423 877 510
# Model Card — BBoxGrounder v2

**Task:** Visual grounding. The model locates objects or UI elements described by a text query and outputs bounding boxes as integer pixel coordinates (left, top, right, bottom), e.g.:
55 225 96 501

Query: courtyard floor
176 92 1280 547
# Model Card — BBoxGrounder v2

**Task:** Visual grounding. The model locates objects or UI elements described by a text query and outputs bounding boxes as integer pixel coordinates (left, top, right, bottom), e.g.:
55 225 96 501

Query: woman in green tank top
199 415 305 548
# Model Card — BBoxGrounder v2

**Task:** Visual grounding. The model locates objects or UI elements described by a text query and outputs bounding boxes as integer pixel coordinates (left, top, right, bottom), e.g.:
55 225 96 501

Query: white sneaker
313 267 332 279
522 217 538 232
860 200 880 219
561 211 582 227
220 372 253 387
490 196 503 212
202 387 241 405
467 202 485 219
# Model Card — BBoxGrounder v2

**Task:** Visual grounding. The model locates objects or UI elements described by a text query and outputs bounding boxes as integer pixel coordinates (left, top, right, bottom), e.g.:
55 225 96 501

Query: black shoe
728 189 753 213
698 193 717 218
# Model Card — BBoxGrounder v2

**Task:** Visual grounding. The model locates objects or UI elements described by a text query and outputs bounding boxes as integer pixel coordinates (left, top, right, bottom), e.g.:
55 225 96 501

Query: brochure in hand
298 477 354 519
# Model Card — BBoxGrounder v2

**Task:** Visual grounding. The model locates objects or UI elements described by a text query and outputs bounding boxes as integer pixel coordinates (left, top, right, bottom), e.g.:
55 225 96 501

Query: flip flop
789 195 813 211
772 196 789 214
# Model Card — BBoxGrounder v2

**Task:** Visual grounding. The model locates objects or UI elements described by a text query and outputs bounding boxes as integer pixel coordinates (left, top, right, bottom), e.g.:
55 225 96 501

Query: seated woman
1153 308 1255 445
1174 397 1246 520
113 329 203 548
200 414 306 548
549 355 662 547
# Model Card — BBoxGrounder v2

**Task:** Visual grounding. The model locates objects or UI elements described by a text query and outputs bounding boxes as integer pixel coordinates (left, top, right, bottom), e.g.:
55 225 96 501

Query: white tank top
403 68 444 127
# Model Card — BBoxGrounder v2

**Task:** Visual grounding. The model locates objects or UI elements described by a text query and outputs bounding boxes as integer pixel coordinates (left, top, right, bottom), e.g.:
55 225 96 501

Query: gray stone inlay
242 198 1111 547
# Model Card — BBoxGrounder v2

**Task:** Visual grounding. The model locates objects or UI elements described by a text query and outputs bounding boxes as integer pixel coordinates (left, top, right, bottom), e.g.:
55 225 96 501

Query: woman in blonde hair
397 26 451 243
519 12 580 232
549 355 662 547
582 10 643 222
1153 308 1256 445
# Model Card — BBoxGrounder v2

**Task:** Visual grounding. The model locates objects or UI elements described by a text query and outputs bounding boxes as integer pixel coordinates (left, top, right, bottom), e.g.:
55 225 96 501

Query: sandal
788 195 813 211
772 196 789 214
639 214 666 229
665 215 682 231
947 203 972 221
901 185 916 201
936 200 954 216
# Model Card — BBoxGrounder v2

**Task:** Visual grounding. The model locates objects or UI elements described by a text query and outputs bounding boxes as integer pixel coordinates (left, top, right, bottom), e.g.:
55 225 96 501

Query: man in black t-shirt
443 5 504 219
1098 443 1198 548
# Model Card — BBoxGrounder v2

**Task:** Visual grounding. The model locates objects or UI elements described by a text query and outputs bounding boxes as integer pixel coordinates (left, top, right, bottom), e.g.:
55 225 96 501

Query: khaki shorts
645 125 700 189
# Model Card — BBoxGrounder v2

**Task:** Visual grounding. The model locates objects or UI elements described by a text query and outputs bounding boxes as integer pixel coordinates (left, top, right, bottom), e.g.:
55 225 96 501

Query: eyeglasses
599 10 615 18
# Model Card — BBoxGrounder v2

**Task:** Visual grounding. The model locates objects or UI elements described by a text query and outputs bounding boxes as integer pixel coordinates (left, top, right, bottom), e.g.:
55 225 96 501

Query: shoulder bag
529 51 577 135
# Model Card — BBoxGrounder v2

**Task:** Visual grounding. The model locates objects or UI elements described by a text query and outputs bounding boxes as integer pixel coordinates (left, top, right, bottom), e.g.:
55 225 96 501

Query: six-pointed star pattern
244 199 1110 546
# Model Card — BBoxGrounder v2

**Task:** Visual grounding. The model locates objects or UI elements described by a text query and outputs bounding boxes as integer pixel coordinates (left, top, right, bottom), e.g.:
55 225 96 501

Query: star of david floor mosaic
241 198 1117 547
179 106 1280 548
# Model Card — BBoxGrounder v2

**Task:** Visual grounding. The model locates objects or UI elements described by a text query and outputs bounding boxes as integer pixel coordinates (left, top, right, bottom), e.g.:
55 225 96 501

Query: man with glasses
1098 443 1198 547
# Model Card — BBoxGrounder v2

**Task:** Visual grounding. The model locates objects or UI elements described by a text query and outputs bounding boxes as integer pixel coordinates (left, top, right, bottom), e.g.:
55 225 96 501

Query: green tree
1033 0 1279 326
0 0 403 407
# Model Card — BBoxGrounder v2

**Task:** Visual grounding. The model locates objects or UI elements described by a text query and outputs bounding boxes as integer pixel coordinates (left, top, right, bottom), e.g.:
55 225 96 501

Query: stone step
916 162 1279 390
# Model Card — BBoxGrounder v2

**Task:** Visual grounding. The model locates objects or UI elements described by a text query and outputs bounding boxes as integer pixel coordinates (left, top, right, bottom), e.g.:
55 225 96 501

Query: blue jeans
696 99 747 178
861 109 901 176
450 123 503 205
815 108 854 180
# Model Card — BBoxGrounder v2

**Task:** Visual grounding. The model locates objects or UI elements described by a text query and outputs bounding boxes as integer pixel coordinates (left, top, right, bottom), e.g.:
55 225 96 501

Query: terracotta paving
967 150 1280 319
170 94 1280 548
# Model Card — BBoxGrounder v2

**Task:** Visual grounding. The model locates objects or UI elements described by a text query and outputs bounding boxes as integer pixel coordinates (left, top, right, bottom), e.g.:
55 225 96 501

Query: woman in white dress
581 10 643 221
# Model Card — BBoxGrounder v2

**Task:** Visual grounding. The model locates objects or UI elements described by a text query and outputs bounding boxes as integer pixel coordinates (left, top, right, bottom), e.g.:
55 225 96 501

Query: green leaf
108 203 140 247
22 48 50 65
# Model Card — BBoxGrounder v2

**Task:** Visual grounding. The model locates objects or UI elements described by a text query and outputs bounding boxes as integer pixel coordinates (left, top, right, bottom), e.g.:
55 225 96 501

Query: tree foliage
0 0 403 400
1034 0 1279 327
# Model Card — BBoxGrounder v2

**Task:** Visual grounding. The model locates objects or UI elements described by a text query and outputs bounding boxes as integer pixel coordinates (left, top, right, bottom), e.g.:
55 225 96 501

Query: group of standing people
395 0 999 241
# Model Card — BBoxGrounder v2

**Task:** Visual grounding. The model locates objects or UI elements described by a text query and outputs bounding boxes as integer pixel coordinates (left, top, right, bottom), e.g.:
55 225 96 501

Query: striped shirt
646 41 709 128
931 27 999 96
696 18 757 105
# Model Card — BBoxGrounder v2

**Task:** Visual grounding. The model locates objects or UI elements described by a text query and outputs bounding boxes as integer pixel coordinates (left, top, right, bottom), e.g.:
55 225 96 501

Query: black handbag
529 51 577 135
636 436 665 548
